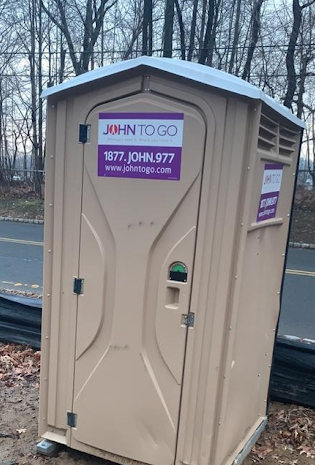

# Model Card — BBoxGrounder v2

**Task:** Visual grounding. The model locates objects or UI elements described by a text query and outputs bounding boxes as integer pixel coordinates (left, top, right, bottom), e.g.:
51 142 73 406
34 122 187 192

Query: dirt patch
1 344 315 465
290 208 315 244
0 343 103 465
0 185 44 221
289 188 315 245
294 188 315 211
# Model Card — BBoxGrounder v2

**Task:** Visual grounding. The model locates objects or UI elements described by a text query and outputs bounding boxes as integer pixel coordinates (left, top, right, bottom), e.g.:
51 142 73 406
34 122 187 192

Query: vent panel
279 126 298 157
258 112 299 158
258 114 277 152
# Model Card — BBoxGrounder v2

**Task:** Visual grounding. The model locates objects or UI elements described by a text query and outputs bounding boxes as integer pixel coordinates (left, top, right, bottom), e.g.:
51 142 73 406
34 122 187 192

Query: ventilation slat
258 114 278 152
279 145 295 156
280 127 296 139
260 114 278 131
279 125 298 157
260 125 277 139
258 136 276 150
258 113 299 157
279 135 295 146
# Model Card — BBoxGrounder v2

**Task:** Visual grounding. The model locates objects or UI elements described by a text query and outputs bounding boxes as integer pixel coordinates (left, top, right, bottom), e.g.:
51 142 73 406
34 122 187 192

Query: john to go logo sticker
98 112 184 181
257 163 283 222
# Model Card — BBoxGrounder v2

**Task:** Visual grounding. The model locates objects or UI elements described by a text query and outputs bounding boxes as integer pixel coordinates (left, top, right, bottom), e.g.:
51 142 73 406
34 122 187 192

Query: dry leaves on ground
248 403 315 464
0 343 40 386
1 343 315 465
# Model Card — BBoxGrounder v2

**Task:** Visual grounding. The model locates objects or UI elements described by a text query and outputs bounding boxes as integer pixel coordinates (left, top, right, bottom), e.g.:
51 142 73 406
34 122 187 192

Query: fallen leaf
16 428 27 435
298 445 315 458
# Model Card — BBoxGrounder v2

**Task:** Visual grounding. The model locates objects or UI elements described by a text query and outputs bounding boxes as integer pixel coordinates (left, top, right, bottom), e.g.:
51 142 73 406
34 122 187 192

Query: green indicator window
169 262 187 283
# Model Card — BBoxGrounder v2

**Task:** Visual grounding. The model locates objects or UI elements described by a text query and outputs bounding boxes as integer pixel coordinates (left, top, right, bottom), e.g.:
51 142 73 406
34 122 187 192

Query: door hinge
73 277 84 295
79 124 90 143
67 412 77 428
181 312 195 328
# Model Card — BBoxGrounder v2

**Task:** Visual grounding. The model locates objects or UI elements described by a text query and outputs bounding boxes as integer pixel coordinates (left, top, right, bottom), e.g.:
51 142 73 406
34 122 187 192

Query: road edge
289 241 315 250
0 216 44 224
0 217 314 249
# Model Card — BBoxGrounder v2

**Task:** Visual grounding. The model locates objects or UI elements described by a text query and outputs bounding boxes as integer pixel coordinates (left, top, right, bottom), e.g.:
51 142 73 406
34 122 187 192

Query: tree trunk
283 0 302 108
30 0 39 194
142 0 153 55
307 111 315 189
37 0 44 198
41 0 116 75
283 0 315 109
187 0 198 61
174 0 185 60
199 0 207 56
198 0 215 64
296 54 309 118
0 79 3 185
163 0 175 57
228 0 242 74
242 0 264 81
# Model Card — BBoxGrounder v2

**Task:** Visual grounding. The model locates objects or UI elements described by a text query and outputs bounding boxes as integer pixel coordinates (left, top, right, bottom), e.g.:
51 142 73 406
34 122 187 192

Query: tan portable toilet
39 57 304 465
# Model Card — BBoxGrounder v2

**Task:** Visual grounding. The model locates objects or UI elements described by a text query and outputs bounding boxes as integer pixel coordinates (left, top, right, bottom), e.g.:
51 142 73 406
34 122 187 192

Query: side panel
213 110 302 465
71 93 206 465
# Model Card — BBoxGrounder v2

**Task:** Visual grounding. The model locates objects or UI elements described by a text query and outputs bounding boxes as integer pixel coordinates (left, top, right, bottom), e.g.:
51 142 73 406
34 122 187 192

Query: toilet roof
41 56 305 128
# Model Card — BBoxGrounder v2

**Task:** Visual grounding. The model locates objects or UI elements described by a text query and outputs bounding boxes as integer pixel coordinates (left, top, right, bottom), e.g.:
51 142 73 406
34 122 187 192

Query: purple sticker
257 164 283 222
98 145 181 180
99 113 184 120
257 191 280 222
98 113 184 181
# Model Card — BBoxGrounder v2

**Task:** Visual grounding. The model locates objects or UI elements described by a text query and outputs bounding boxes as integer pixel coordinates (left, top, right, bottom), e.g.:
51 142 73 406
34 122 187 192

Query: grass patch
0 198 44 220
290 208 315 244
0 185 44 220
0 185 314 243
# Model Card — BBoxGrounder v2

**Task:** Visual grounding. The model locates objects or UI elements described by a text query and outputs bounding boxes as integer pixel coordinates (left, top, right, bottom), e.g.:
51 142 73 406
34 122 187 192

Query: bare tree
163 0 175 57
174 0 186 59
241 0 265 81
142 0 153 55
228 0 242 73
284 0 315 109
1 0 315 196
41 0 118 75
198 0 222 65
187 0 198 61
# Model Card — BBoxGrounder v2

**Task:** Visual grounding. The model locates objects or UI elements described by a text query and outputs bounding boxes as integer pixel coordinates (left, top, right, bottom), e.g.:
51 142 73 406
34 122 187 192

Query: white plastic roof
42 56 305 128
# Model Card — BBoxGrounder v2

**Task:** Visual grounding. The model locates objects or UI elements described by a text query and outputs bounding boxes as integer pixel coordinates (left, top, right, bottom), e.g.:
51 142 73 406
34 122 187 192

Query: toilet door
71 93 206 465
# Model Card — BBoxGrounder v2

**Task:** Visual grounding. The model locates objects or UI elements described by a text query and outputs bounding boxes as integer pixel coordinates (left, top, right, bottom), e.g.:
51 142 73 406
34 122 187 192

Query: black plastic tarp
269 335 315 408
1 294 315 409
0 293 42 349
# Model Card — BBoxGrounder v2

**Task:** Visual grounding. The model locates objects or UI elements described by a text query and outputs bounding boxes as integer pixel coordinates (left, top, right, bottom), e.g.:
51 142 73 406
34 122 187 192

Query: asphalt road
0 222 43 293
279 247 315 339
0 221 314 339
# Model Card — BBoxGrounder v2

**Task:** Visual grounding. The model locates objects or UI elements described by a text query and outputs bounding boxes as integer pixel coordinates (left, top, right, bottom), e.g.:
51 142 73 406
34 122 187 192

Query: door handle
165 286 180 309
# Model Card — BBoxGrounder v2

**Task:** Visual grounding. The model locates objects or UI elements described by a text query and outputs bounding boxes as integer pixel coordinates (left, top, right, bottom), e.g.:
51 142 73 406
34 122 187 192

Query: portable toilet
39 57 304 465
